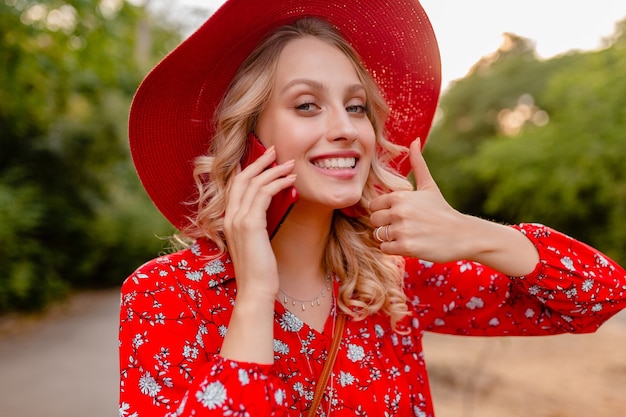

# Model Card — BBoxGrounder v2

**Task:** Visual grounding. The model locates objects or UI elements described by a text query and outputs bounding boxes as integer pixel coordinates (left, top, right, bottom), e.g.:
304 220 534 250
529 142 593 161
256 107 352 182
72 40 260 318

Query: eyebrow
280 79 325 94
280 79 365 96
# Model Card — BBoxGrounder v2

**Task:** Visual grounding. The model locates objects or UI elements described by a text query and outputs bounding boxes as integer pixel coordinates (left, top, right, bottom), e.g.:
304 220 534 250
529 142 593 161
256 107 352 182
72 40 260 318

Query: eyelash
347 104 369 114
295 103 369 113
296 102 317 111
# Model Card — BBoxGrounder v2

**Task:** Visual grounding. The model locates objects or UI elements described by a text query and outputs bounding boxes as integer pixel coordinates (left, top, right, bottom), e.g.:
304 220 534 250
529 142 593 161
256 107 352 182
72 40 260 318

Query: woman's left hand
370 140 539 275
369 140 472 263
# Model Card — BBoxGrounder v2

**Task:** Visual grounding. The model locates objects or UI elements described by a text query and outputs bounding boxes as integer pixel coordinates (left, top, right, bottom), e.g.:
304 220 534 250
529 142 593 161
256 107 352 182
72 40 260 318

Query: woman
119 1 626 416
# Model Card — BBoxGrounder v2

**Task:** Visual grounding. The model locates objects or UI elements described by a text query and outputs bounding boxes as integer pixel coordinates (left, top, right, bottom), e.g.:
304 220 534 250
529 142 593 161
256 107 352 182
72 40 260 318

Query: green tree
0 0 178 312
425 20 626 265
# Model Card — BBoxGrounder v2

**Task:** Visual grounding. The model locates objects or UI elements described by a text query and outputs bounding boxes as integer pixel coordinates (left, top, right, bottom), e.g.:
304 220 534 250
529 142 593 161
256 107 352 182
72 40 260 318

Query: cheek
274 136 309 165
257 113 312 158
254 107 286 148
275 125 318 162
360 128 377 159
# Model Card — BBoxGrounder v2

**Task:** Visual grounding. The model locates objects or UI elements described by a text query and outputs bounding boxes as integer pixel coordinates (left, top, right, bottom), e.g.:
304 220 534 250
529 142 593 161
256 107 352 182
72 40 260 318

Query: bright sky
170 0 626 89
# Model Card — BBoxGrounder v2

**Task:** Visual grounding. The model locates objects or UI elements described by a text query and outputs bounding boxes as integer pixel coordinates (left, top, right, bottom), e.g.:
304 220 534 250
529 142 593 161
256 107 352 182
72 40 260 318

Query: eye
346 104 369 114
295 102 319 112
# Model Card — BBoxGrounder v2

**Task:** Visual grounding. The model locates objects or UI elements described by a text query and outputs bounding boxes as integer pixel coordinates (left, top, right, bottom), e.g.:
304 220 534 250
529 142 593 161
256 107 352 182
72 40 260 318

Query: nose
326 108 359 143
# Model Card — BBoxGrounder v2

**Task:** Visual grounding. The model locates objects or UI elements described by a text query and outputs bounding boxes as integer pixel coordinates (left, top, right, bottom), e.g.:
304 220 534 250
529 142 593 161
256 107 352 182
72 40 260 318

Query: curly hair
181 17 414 332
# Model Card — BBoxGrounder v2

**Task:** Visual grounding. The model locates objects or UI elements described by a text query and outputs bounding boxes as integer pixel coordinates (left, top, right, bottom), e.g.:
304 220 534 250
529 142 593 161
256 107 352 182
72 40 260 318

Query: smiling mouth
312 157 357 169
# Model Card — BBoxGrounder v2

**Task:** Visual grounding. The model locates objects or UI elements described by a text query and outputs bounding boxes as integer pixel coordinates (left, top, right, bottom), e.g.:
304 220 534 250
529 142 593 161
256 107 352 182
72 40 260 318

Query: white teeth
313 157 356 169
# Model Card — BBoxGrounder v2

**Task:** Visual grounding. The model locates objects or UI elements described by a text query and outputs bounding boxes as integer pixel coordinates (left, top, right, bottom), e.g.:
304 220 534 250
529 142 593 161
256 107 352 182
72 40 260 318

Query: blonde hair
183 18 414 332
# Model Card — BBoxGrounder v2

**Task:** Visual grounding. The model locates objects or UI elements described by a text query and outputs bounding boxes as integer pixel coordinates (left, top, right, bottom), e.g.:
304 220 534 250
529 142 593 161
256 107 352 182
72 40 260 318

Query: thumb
409 139 437 191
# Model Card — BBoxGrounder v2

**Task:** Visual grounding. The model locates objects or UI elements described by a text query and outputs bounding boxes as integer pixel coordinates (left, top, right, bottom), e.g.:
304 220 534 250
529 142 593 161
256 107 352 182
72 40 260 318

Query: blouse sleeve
405 223 626 336
118 255 289 417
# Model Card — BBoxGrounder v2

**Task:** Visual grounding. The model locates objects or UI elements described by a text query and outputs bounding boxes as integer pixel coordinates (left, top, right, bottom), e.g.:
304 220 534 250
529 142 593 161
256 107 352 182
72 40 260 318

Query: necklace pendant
277 273 333 311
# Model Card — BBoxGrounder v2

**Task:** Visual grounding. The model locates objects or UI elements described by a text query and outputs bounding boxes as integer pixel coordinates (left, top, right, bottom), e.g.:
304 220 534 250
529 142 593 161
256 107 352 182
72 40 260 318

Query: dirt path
424 311 626 417
0 289 623 417
0 289 120 417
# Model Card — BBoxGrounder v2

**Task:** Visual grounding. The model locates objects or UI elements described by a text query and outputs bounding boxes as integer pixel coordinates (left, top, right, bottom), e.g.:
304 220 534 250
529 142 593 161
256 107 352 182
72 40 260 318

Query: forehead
274 36 361 85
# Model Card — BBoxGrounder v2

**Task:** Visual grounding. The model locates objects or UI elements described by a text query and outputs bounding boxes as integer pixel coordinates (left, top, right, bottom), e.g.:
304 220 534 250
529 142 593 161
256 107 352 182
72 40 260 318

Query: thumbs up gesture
370 140 539 274
369 139 475 263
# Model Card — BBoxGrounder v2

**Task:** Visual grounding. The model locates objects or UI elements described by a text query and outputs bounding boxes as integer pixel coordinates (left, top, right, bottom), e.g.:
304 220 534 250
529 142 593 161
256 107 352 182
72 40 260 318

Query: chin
299 183 364 210
335 195 363 211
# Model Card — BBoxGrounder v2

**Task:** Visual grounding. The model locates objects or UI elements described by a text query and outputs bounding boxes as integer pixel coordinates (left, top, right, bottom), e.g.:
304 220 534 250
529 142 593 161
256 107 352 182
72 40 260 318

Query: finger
369 209 392 229
378 239 406 256
373 224 393 243
369 192 392 214
369 195 394 228
240 171 297 217
234 166 294 221
376 227 409 255
229 146 277 215
232 156 294 200
409 139 437 191
227 161 296 233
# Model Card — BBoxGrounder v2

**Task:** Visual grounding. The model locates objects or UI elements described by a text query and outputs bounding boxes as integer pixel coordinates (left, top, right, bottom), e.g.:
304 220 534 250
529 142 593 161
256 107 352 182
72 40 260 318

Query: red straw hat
129 0 441 230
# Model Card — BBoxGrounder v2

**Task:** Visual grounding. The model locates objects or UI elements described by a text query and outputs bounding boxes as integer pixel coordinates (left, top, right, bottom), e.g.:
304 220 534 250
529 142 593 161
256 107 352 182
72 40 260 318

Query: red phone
241 133 299 239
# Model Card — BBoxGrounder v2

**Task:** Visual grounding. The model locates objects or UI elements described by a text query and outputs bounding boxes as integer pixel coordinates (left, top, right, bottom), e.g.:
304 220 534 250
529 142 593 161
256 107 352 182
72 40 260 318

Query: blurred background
0 1 625 416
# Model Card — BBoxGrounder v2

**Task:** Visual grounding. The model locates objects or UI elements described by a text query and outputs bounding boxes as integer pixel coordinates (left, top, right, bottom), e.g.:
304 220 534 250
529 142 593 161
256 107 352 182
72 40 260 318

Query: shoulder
121 239 235 294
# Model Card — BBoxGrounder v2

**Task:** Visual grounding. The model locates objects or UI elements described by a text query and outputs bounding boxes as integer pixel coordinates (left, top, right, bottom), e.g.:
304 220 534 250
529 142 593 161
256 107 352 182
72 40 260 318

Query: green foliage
0 0 178 312
2 2 624 312
425 21 626 265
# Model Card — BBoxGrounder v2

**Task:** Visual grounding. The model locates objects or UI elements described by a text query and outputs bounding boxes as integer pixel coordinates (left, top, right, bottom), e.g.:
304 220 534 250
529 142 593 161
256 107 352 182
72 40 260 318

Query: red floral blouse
118 223 626 417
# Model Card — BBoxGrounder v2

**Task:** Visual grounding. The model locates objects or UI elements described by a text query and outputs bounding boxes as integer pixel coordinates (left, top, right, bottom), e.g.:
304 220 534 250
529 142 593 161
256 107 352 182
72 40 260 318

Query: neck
270 202 334 293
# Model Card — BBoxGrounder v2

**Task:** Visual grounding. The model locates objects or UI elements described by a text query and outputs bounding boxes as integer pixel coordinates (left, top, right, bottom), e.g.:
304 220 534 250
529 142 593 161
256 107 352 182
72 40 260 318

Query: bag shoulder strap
307 312 346 417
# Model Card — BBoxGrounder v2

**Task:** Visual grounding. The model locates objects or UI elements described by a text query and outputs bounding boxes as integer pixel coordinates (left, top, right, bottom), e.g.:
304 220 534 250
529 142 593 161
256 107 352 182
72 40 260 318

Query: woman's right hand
224 145 296 300
220 146 296 364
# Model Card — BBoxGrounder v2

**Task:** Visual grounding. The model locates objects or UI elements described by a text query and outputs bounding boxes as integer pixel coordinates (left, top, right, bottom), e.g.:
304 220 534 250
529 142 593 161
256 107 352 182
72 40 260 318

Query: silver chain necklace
278 274 332 311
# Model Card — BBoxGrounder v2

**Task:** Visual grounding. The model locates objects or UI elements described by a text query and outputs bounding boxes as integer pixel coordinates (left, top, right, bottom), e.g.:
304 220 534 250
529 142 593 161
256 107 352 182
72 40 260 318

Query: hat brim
129 0 441 230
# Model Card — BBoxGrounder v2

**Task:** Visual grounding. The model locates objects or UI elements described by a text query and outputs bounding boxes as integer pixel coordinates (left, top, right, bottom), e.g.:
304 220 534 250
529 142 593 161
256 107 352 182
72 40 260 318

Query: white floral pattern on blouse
119 223 626 416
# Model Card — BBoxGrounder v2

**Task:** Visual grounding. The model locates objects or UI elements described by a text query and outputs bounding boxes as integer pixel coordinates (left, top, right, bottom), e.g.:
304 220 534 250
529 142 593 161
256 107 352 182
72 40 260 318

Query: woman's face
255 36 376 212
